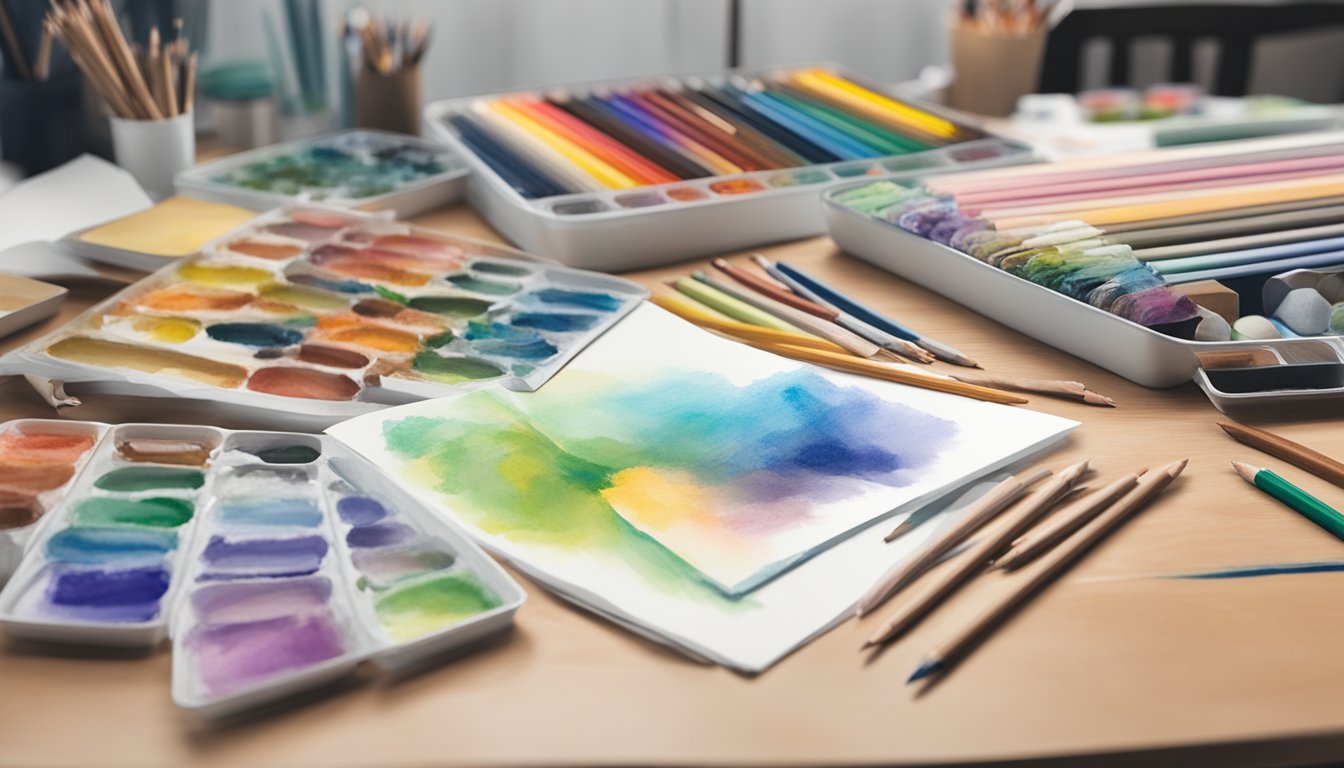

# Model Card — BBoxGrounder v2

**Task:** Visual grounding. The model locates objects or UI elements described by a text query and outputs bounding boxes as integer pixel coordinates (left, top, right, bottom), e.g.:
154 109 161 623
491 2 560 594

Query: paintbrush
907 460 1187 683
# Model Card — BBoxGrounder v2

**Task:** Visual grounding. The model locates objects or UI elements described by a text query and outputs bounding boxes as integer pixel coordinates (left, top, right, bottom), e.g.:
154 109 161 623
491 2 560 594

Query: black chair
1038 3 1344 96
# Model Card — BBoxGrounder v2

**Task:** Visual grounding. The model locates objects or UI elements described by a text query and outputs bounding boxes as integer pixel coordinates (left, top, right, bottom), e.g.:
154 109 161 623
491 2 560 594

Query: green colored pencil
670 277 800 334
1232 461 1344 540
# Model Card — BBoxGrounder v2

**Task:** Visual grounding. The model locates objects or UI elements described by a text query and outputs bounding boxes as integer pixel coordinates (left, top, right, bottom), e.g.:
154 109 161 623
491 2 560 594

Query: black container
0 70 88 175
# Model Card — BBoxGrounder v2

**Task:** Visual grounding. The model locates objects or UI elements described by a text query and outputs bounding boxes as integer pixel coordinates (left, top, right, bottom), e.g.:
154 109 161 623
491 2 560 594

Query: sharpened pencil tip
907 659 943 683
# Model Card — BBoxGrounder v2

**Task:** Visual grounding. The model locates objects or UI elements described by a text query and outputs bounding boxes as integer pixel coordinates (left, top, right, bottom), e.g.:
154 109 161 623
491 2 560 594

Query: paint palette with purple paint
0 423 218 646
3 205 647 430
0 420 105 581
0 421 524 716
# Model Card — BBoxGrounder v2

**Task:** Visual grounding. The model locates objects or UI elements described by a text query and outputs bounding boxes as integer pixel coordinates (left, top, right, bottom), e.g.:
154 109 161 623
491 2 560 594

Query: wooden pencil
1219 421 1344 490
907 459 1188 683
1232 461 1344 541
711 258 834 318
0 0 32 81
863 460 1090 648
741 339 1029 405
34 24 52 81
993 470 1143 571
856 468 1052 617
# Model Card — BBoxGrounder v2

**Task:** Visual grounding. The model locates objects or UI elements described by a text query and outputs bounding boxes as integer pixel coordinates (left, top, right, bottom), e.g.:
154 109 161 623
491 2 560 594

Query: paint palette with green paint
0 420 525 719
5 205 648 430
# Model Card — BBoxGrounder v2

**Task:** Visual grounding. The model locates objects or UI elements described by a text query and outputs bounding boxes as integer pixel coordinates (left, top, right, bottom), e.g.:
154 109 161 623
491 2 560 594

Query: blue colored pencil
449 114 570 198
763 257 979 368
596 94 721 174
690 85 842 164
722 83 877 161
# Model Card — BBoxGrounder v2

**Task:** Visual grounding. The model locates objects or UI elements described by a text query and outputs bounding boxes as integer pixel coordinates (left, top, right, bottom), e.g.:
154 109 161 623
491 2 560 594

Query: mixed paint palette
0 421 104 578
5 206 646 429
423 63 1030 269
175 130 469 218
0 419 525 719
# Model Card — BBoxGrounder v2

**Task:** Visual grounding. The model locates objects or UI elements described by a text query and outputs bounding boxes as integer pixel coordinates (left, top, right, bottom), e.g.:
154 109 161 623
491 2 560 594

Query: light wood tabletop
4 200 1344 768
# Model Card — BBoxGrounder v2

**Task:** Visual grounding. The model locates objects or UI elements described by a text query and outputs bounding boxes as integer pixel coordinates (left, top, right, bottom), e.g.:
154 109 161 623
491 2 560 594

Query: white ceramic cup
109 111 195 199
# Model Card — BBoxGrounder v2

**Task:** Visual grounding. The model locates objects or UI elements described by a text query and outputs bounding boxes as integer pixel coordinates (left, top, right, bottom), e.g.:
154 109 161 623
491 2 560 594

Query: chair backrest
1038 3 1344 96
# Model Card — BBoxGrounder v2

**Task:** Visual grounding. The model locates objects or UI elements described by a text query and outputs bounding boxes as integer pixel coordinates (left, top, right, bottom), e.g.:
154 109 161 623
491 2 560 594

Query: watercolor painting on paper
329 304 1076 670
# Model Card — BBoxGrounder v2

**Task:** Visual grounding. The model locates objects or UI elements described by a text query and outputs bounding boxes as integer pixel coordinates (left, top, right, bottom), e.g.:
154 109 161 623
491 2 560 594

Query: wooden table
4 201 1344 768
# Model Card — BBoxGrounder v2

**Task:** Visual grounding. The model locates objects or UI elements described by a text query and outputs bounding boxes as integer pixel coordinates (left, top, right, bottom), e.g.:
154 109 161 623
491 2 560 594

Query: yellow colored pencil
788 68 959 140
651 293 842 352
489 99 639 189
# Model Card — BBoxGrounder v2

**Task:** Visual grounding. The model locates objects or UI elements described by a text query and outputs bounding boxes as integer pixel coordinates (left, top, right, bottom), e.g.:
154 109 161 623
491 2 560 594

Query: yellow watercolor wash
47 337 247 388
77 197 254 258
600 466 716 530
178 262 274 289
128 315 201 344
257 283 350 312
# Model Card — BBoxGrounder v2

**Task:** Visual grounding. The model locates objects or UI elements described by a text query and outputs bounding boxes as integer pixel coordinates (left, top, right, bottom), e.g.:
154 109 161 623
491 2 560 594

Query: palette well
423 63 1030 269
0 420 103 580
174 130 469 218
4 206 646 430
0 274 68 340
0 420 524 718
61 197 258 272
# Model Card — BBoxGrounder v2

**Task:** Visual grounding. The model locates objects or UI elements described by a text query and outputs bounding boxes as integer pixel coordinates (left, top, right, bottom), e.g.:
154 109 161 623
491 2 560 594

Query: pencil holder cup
0 70 89 175
355 66 422 136
947 23 1046 117
109 111 194 199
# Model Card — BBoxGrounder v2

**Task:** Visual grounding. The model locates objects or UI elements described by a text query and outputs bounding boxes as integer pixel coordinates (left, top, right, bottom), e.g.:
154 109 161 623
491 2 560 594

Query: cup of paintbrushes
109 110 193 199
354 64 421 135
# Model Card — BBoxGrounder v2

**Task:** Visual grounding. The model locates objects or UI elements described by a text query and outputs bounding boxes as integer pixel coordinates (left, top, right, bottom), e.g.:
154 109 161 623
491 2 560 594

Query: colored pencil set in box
830 132 1344 340
0 419 524 719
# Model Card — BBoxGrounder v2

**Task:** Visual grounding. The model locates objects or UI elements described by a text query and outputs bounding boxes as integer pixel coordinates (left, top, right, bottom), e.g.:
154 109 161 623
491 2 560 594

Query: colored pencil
856 468 1052 617
690 83 842 164
670 277 801 334
993 470 1143 571
739 339 1029 405
690 272 882 358
552 94 714 179
863 460 1090 648
907 459 1188 684
449 113 570 199
768 258 980 368
1219 421 1344 489
1232 461 1344 541
711 258 835 317
0 0 33 81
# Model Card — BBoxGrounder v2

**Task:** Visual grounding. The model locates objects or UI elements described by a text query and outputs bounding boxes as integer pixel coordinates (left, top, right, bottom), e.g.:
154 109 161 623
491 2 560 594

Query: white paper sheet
0 155 152 255
329 304 1076 671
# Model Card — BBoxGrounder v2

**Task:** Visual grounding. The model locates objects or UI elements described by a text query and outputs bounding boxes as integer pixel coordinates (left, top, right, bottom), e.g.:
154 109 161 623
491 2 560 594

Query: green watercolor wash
471 261 532 277
374 285 409 305
381 396 751 606
446 274 520 296
411 352 504 384
407 296 493 317
94 467 205 492
71 496 194 528
374 571 502 641
424 331 455 349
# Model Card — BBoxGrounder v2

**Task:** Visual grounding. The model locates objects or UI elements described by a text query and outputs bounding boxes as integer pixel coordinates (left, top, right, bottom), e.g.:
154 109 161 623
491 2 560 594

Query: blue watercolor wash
44 565 171 623
206 323 305 348
288 273 373 294
45 527 178 566
217 496 324 528
336 496 387 526
346 522 416 549
509 312 601 333
530 288 623 312
463 321 559 360
198 535 328 580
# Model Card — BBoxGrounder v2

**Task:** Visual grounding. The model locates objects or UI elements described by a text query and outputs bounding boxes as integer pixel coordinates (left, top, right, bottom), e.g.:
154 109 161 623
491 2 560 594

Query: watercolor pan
0 420 104 581
422 63 1030 269
0 421 523 717
2 205 647 431
821 178 1344 410
0 274 67 340
174 130 469 218
60 197 257 272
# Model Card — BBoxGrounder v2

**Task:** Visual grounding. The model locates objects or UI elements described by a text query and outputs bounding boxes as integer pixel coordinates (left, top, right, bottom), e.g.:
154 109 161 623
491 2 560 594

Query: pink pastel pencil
954 154 1344 209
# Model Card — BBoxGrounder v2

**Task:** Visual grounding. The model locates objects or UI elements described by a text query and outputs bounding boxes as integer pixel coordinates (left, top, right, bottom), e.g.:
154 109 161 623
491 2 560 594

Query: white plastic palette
422 63 1033 270
821 178 1344 412
1 205 647 431
0 420 525 719
175 130 470 217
